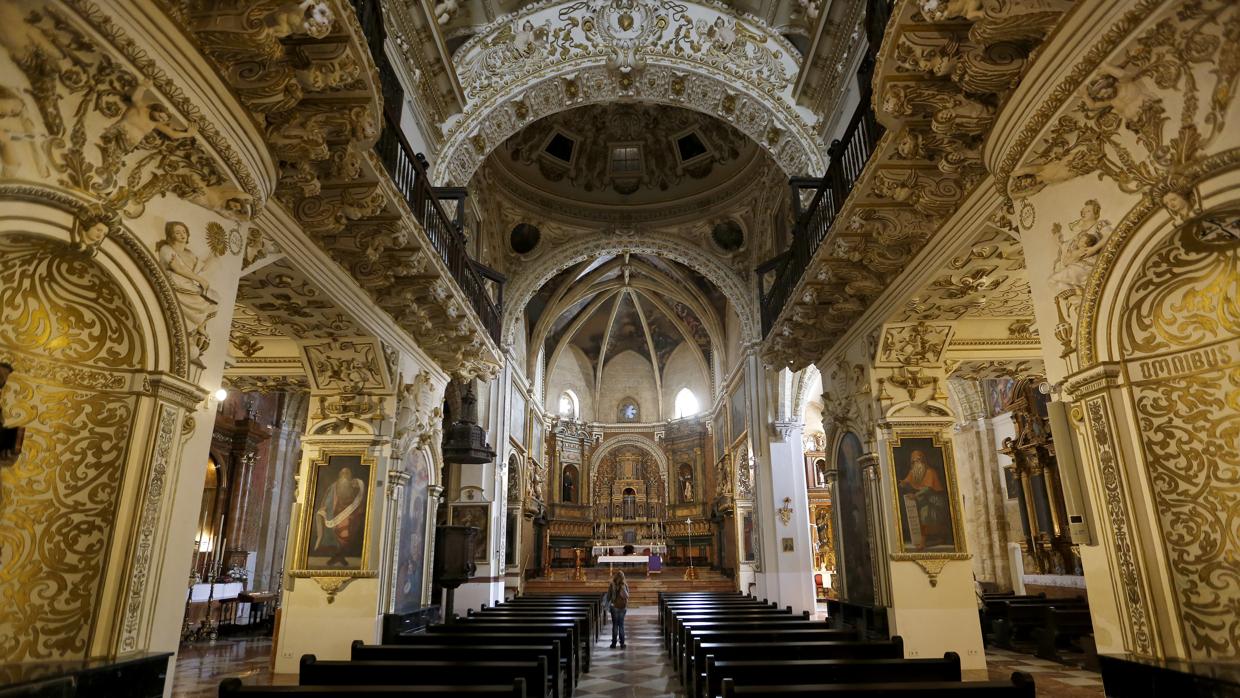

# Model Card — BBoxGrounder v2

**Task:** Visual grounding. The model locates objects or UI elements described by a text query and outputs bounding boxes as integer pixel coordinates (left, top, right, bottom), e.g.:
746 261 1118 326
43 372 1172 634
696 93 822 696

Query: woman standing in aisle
607 570 629 648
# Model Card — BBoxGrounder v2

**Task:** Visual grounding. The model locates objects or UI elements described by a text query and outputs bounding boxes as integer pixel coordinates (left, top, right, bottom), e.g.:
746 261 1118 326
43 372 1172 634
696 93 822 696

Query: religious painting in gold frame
885 431 965 555
294 452 377 572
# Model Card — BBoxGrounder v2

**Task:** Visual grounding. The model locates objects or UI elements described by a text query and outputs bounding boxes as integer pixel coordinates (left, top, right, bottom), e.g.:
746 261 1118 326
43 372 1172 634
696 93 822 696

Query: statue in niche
157 221 219 365
562 466 577 503
678 463 693 503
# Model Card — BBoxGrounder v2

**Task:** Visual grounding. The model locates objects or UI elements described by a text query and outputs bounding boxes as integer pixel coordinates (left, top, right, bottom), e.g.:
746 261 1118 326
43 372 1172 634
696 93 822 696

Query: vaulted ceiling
526 253 730 399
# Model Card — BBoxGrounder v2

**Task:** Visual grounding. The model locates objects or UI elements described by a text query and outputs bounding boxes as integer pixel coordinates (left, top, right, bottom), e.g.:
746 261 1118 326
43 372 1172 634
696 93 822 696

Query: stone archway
432 0 824 187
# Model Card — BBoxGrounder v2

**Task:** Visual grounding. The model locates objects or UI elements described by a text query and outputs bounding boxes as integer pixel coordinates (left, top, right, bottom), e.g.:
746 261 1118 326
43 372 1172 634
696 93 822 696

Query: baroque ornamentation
392 371 445 460
0 3 253 219
0 235 144 662
1117 217 1239 659
764 0 1071 369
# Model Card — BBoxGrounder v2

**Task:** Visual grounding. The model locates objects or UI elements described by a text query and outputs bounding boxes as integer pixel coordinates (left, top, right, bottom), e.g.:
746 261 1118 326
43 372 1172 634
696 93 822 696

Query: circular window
510 223 541 254
711 220 744 252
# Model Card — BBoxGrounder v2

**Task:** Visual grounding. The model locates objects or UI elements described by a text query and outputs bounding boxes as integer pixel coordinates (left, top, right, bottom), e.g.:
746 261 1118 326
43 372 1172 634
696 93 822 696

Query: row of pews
980 592 1094 664
220 592 605 697
660 591 1037 698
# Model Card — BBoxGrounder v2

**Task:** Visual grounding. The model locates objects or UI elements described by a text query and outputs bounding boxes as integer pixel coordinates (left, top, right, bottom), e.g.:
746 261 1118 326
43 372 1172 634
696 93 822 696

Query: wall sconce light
778 497 793 525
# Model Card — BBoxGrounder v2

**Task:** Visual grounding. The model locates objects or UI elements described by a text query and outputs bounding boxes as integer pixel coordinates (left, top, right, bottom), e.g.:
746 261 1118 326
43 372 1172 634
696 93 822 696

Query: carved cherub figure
265 0 335 39
100 81 197 160
1049 199 1111 293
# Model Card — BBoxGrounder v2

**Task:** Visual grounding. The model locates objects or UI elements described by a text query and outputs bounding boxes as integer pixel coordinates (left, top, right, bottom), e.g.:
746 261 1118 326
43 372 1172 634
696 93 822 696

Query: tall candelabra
683 517 698 581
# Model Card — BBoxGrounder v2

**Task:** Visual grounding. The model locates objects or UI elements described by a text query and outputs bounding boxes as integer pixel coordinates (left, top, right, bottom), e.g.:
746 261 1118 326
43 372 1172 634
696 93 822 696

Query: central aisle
576 606 685 698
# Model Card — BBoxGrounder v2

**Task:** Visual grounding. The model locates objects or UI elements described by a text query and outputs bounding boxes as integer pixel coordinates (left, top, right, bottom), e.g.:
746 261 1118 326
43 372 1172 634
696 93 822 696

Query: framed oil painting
510 383 527 450
887 432 964 554
728 385 746 444
741 510 756 562
297 453 374 571
452 504 490 562
836 432 874 605
393 452 429 613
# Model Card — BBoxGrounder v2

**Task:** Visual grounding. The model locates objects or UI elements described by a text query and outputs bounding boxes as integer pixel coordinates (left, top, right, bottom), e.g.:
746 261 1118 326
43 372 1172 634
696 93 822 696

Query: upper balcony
183 0 503 378
758 0 1072 370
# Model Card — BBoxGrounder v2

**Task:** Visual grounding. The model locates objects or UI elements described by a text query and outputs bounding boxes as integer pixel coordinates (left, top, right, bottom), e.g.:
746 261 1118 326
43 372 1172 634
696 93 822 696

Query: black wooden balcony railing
352 0 504 345
756 0 890 339
757 96 884 337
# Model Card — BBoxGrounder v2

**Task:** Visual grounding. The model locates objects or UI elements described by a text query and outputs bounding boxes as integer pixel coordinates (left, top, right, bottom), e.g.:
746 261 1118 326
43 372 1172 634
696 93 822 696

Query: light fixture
213 388 228 402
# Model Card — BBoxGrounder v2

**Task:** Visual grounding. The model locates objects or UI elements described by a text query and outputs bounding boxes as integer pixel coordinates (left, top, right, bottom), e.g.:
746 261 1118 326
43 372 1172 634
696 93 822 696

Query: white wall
661 343 710 417
599 350 660 421
545 345 595 421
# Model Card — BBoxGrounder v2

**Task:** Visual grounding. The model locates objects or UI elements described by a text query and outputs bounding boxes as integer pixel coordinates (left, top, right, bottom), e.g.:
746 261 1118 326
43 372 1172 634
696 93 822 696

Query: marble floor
169 607 1104 698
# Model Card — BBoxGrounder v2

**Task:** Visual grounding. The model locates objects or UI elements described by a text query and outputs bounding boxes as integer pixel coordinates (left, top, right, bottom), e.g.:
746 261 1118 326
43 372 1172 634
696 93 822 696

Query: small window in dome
676 132 708 162
545 132 575 162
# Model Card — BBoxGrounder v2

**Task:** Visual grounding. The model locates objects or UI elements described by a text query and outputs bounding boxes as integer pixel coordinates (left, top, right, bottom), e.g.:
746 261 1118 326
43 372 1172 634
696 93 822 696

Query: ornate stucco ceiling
894 229 1035 322
490 103 761 207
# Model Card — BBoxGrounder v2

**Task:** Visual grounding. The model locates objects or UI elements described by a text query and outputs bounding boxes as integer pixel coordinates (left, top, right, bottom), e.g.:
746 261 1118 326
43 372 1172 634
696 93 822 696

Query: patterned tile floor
985 646 1105 697
168 608 1105 698
577 607 685 698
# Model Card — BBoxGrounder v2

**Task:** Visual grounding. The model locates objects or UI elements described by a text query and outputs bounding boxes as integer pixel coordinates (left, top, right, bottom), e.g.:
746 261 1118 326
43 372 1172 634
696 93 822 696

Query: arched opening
674 388 699 418
622 487 637 520
558 390 579 420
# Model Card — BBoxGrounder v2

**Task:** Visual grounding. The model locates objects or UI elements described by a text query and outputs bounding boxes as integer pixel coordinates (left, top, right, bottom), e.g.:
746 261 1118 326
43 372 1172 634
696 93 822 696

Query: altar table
598 555 649 565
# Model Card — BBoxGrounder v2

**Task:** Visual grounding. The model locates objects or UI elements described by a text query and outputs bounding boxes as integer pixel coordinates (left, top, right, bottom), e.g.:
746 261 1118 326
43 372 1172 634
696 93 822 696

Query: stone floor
169 607 1105 698
986 646 1105 697
576 606 684 698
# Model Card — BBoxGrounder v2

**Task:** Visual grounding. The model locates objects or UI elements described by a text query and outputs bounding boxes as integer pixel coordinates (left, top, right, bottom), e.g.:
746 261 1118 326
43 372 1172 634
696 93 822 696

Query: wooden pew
392 633 576 684
475 605 596 643
695 639 905 698
991 599 1087 649
350 642 567 698
703 654 961 698
720 671 1037 697
298 656 549 698
517 593 606 622
825 599 890 640
673 615 816 667
427 621 589 672
662 602 779 639
669 609 803 655
1033 606 1094 663
681 627 863 691
219 678 527 697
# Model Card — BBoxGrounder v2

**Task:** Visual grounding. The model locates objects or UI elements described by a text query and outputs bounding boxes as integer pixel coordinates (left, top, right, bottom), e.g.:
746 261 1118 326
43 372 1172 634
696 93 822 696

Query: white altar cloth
598 555 649 564
592 545 666 556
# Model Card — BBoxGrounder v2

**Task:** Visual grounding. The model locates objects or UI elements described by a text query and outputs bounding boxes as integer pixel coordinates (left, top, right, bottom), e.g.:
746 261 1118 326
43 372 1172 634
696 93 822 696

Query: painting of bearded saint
892 438 957 552
306 455 370 569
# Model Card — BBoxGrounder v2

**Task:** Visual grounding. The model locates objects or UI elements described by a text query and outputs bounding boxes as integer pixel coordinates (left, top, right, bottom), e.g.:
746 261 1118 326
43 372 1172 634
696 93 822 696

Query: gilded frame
292 450 378 574
885 430 967 555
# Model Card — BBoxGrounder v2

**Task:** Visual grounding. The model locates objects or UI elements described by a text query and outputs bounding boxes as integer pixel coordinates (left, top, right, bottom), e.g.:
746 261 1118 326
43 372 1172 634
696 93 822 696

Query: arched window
674 388 699 418
558 390 578 420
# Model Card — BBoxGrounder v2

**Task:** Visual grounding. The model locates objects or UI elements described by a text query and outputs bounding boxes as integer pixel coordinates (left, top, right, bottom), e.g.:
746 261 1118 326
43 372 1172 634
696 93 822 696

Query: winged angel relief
456 19 556 100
